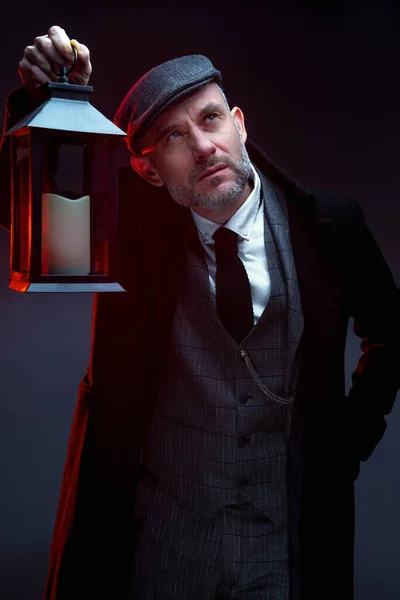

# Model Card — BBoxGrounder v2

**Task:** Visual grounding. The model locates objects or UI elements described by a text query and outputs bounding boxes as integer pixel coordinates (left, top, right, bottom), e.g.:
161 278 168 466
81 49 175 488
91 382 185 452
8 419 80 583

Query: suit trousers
130 473 289 600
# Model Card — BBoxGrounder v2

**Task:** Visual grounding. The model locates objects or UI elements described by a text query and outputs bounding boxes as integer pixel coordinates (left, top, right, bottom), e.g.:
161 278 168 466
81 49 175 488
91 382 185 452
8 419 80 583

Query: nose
190 128 216 161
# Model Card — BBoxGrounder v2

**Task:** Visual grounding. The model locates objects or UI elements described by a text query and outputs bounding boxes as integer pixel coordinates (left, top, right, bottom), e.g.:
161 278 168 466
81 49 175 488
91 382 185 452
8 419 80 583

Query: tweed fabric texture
139 171 303 521
131 472 289 599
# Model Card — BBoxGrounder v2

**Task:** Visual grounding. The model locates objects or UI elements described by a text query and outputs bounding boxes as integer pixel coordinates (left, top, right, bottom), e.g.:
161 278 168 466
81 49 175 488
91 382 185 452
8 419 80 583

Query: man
3 25 400 600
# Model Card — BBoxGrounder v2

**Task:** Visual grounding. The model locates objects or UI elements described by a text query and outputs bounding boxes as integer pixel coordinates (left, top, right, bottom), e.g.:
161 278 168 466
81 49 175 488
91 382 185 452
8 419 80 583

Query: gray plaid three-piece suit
130 169 304 600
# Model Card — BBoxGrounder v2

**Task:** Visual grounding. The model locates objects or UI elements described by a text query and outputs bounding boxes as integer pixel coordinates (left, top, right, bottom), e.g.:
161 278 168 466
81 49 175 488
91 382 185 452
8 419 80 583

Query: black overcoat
1 88 400 600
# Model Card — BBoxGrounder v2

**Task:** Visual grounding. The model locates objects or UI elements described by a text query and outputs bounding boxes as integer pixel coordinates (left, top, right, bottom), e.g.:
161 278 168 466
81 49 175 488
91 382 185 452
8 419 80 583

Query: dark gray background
0 1 399 598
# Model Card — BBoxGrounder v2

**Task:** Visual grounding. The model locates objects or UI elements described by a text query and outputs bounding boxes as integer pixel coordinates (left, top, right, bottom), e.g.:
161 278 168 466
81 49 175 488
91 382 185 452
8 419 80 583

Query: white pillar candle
41 193 91 275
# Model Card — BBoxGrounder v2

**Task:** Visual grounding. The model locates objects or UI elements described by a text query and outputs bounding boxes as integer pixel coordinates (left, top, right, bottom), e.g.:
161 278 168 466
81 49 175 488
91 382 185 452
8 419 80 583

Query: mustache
189 156 237 183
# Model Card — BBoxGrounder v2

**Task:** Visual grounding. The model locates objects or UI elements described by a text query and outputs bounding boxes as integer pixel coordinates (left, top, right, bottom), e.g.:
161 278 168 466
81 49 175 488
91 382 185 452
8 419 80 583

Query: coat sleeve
43 321 144 600
44 287 155 600
346 199 400 461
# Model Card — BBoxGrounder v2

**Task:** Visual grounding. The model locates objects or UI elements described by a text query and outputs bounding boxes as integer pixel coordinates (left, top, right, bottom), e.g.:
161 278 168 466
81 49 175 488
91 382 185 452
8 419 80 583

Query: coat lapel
288 200 341 342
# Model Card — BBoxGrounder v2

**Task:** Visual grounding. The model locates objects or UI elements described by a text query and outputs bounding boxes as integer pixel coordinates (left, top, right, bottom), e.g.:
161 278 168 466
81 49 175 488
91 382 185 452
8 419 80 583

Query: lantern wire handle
51 45 78 83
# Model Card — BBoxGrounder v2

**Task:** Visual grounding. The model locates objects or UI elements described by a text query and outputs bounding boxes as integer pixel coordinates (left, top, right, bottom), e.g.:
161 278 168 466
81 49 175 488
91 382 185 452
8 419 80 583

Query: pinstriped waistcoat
141 170 304 522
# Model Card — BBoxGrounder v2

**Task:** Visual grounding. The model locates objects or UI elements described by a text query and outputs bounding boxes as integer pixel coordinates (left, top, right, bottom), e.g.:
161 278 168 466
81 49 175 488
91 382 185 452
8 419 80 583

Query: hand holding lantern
18 25 92 91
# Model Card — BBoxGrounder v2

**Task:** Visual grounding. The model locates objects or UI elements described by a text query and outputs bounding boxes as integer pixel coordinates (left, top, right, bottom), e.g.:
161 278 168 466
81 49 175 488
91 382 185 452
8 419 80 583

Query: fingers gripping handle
51 45 78 83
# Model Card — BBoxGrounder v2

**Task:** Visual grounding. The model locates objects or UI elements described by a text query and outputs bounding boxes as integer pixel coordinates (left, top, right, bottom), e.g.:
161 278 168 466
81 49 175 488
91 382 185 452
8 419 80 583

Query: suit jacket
1 88 400 600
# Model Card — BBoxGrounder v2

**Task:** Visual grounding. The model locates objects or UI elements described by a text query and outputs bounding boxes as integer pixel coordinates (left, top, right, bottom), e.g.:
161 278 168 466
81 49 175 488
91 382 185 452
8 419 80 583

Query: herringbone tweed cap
114 54 222 154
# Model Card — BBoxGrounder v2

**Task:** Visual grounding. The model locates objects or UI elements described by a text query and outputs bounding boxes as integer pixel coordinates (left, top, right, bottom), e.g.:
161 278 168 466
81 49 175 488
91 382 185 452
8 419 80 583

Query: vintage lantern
6 55 126 292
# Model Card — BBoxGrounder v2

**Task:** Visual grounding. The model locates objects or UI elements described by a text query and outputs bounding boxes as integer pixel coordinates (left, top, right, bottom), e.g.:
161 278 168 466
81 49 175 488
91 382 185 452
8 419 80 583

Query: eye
166 130 182 143
202 112 222 129
205 112 219 122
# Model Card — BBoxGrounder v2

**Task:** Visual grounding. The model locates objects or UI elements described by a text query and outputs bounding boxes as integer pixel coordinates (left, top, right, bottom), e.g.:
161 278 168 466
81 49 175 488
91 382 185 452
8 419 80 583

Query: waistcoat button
238 435 250 448
239 394 252 405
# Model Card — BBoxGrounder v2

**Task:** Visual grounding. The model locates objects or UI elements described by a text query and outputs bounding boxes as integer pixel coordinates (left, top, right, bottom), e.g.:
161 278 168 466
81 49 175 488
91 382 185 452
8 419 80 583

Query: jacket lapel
257 168 304 382
247 140 341 342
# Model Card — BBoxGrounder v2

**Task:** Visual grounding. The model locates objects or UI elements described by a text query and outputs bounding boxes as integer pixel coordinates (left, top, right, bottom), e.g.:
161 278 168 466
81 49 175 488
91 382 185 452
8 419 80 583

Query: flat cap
114 54 222 154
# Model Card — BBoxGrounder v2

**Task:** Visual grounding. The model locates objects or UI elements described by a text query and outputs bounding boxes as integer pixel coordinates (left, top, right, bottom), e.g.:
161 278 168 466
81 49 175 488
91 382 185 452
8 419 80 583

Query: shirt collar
191 163 261 244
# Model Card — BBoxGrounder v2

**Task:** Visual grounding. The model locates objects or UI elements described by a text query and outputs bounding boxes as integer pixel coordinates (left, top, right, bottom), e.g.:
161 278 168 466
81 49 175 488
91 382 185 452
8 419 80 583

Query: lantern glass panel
40 136 111 277
13 134 30 274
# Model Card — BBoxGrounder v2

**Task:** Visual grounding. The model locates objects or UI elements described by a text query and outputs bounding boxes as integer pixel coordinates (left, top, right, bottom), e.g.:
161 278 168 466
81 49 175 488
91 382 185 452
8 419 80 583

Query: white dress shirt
190 164 270 324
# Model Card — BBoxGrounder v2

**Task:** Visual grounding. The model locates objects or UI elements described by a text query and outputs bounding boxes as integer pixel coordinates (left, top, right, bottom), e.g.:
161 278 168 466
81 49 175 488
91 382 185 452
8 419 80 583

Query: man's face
133 83 252 213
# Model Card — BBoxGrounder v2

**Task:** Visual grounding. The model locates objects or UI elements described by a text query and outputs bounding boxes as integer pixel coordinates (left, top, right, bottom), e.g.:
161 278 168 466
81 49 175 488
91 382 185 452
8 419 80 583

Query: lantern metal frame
7 82 126 292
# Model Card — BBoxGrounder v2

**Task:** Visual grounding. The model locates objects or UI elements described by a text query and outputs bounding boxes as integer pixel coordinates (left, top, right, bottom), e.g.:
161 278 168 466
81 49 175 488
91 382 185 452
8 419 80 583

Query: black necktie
213 227 254 343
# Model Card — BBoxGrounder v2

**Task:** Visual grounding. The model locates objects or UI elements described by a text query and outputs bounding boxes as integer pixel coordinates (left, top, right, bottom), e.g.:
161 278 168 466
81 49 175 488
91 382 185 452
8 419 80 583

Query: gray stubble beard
162 138 252 210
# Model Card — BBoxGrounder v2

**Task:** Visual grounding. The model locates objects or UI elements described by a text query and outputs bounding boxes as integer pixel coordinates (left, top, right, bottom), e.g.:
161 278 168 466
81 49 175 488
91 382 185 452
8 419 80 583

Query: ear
130 155 164 187
230 106 247 144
